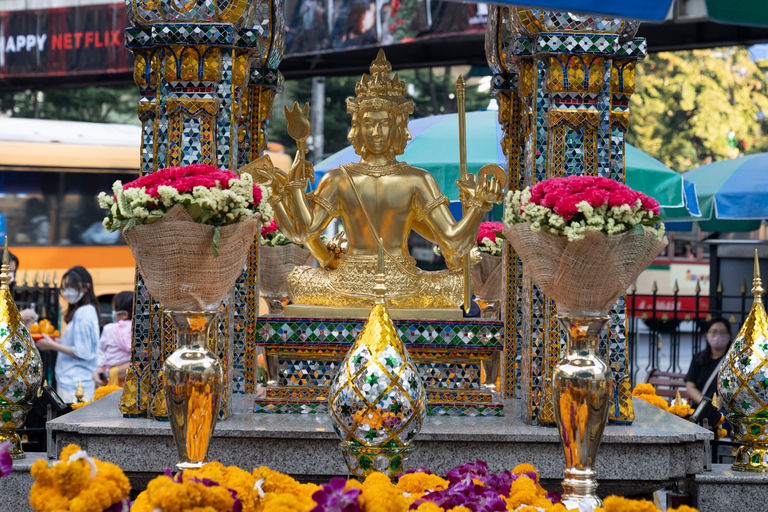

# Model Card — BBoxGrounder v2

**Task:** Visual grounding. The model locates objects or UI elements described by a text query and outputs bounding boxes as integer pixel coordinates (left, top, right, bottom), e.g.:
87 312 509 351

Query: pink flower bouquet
503 176 667 315
99 164 270 310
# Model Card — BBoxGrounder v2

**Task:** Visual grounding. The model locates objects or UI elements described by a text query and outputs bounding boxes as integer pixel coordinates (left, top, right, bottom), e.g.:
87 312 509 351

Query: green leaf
198 208 216 224
212 226 221 259
185 202 203 222
630 224 645 234
122 217 141 232
493 230 506 240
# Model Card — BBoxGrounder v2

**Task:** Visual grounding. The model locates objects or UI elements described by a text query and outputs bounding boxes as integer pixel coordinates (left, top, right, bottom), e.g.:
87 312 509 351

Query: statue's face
360 110 395 156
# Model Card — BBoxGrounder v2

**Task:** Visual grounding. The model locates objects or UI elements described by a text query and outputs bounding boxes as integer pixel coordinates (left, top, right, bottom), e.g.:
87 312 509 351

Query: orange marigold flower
669 404 694 418
254 466 303 494
261 493 313 512
94 385 122 401
397 473 449 495
362 472 407 512
717 428 728 439
668 506 699 512
447 508 472 512
510 463 537 474
415 502 443 512
635 393 670 412
632 383 656 397
595 495 661 512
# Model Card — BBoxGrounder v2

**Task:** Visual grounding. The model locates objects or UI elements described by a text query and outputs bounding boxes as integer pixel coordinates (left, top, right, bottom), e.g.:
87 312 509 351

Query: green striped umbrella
314 110 699 218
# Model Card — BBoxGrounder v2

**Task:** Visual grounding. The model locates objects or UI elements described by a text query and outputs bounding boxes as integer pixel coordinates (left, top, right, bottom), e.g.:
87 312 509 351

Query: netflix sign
0 4 131 79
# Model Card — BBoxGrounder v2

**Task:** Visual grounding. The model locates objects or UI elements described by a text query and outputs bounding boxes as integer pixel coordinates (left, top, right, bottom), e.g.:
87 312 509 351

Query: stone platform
38 392 711 500
694 464 768 512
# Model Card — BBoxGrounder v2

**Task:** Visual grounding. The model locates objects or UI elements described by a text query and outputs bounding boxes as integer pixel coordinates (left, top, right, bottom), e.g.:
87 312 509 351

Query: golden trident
455 76 507 313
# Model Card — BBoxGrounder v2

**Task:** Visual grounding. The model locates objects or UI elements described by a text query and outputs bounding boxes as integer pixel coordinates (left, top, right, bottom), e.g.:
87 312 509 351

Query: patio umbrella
675 154 768 232
313 110 699 218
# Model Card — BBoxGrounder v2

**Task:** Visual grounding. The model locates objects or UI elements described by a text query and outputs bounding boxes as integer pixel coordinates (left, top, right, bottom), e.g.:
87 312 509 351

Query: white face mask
708 333 730 352
62 287 85 305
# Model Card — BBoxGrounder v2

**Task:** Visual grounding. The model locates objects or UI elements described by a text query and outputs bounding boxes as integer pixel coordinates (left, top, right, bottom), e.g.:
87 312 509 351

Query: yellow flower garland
28 444 130 512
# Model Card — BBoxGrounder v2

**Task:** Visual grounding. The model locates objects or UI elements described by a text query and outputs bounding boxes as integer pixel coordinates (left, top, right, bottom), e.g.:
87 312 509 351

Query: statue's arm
272 170 340 266
418 174 490 260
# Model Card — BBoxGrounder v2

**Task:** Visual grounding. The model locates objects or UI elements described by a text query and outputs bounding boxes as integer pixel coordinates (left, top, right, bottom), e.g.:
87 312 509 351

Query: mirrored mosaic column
120 0 284 419
487 8 646 425
485 7 524 401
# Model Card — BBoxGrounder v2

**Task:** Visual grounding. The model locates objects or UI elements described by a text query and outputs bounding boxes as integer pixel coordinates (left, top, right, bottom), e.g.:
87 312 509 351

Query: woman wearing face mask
684 317 732 406
93 291 133 388
36 266 100 403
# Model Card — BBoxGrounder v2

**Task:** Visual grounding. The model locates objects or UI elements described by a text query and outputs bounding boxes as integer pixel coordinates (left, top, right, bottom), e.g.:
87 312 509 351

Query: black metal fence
626 281 759 385
12 274 60 387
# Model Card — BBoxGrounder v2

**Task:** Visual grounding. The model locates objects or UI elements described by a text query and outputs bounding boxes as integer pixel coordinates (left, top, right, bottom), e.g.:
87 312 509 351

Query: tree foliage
627 48 768 172
0 86 137 123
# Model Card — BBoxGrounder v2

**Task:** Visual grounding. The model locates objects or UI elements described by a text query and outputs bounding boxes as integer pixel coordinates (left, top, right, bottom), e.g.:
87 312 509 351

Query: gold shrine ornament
718 250 768 472
0 237 43 459
328 241 427 478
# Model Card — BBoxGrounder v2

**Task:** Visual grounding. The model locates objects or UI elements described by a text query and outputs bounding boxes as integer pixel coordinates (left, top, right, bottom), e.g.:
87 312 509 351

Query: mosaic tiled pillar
120 0 284 419
486 8 646 425
485 7 524 401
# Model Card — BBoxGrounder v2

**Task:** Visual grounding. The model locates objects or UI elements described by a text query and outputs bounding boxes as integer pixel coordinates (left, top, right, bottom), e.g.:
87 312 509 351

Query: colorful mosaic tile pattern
253 398 505 417
121 0 284 419
487 5 643 425
257 317 504 349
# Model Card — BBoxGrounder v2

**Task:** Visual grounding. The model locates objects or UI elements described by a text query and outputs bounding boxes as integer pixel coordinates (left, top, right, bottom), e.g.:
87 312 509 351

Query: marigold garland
31 457 701 512
28 444 130 512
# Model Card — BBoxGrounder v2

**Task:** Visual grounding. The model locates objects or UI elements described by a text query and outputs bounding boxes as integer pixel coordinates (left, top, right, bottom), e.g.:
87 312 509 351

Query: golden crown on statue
347 49 414 115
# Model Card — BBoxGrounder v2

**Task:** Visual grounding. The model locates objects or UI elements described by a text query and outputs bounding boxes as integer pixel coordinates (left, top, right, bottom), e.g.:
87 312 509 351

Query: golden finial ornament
328 238 427 478
75 381 85 403
674 391 683 407
0 237 44 459
718 249 768 472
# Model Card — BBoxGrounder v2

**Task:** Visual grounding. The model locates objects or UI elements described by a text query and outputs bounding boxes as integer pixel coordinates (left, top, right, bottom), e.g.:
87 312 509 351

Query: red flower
477 221 503 244
252 184 262 206
261 219 279 236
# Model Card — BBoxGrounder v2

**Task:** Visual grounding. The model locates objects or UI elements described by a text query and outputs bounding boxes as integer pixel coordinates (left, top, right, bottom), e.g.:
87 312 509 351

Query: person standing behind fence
93 291 133 388
685 317 732 406
35 266 100 403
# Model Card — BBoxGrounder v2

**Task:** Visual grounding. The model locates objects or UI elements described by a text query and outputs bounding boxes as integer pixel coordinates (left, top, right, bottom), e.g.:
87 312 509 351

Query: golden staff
456 75 472 313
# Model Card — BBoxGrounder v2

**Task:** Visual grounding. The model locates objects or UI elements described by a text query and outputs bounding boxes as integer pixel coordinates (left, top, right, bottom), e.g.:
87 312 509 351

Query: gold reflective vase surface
163 310 224 470
553 314 612 509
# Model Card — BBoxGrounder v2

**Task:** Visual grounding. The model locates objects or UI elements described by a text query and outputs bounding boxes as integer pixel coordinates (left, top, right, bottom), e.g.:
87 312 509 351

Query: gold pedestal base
283 304 464 321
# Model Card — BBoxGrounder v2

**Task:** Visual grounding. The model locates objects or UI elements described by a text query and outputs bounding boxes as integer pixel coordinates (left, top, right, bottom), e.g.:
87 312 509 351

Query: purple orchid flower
311 477 362 512
445 460 489 485
0 441 12 479
104 499 131 512
546 491 562 504
403 467 433 476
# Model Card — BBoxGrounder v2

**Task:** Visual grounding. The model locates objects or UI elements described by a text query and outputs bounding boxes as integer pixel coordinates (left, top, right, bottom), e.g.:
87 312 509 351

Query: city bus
0 117 289 322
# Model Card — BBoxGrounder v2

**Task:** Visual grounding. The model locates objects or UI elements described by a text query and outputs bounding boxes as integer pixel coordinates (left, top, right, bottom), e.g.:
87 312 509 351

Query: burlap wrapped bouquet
123 204 259 310
471 253 502 302
99 164 270 311
503 223 666 315
503 175 667 315
260 244 315 296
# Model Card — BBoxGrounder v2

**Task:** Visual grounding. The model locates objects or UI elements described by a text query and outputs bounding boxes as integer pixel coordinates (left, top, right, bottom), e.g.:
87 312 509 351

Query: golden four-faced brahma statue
247 49 504 314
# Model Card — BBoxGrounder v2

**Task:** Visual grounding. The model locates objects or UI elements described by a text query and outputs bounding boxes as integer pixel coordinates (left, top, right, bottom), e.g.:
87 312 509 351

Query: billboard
0 2 131 79
0 0 486 82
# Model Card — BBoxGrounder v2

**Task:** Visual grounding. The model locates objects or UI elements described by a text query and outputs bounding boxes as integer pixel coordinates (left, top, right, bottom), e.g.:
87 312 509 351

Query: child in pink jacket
93 291 133 387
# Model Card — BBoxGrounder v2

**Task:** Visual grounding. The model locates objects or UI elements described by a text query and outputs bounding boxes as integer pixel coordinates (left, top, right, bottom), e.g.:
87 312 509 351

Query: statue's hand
457 172 503 208
322 232 347 270
288 148 314 184
475 173 503 205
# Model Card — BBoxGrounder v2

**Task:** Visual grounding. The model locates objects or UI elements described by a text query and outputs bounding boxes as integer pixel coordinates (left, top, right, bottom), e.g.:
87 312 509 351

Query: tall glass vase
553 313 612 509
164 310 224 470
